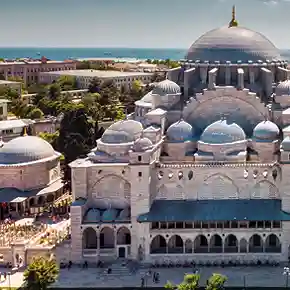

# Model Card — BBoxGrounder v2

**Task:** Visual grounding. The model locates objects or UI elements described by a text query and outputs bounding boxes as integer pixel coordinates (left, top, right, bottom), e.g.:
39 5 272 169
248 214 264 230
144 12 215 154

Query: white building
68 8 290 266
39 70 153 89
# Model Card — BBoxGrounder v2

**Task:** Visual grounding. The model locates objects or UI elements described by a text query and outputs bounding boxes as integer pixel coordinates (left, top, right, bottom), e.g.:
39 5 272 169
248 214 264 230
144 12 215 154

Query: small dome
101 120 143 144
253 120 279 141
133 137 153 152
276 80 290 96
201 120 246 144
167 120 194 142
0 136 55 164
152 79 181 96
281 136 290 151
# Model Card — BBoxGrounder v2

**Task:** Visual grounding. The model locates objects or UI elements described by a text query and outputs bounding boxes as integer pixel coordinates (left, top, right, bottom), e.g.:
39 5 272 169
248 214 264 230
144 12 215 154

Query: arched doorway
82 227 97 249
168 235 183 254
209 234 223 253
224 234 238 253
194 235 208 253
239 238 247 253
185 239 193 253
249 234 263 253
29 198 35 207
37 196 45 206
46 194 54 203
265 234 281 253
117 227 131 245
150 235 167 254
100 227 114 248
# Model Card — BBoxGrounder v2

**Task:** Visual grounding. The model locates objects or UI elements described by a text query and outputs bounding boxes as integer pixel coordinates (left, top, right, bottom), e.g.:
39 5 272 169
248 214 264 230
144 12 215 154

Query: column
237 68 244 90
114 228 117 257
97 231 100 261
225 61 231 85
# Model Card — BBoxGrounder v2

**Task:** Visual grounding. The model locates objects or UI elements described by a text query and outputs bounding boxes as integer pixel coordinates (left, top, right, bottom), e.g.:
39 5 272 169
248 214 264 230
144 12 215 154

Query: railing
83 249 97 256
194 247 208 253
264 246 281 253
209 246 223 253
249 246 263 253
224 246 239 253
168 247 183 254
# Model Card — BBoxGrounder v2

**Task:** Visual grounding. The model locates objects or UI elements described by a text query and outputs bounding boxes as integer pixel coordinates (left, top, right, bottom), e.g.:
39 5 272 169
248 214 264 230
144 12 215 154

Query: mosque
69 7 290 265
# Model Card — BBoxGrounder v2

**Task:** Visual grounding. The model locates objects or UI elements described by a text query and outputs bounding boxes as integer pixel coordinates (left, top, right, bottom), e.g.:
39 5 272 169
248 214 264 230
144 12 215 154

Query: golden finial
23 127 28 136
229 5 238 28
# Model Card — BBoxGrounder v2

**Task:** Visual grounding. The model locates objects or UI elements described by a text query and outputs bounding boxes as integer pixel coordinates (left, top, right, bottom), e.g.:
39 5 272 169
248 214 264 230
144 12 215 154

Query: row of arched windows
150 234 281 254
82 226 131 249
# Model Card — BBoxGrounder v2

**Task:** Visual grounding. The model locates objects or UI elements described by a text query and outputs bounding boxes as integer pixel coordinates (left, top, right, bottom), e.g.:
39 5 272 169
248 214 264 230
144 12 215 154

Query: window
138 156 142 162
138 172 142 177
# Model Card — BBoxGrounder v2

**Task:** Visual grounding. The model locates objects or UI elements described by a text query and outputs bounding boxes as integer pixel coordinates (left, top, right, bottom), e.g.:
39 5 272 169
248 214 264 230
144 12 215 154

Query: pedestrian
153 272 156 282
141 277 145 287
3 272 6 280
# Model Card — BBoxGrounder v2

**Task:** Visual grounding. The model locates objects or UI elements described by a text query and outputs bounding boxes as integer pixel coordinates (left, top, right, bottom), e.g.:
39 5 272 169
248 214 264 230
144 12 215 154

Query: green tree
26 107 44 119
56 108 95 184
151 72 166 82
56 75 77 90
88 77 102 93
38 131 59 147
48 83 61 100
165 273 200 290
23 256 59 290
205 273 227 290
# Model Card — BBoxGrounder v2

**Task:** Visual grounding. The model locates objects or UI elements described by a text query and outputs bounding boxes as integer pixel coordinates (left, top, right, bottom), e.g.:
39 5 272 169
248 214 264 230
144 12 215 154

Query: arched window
150 235 166 254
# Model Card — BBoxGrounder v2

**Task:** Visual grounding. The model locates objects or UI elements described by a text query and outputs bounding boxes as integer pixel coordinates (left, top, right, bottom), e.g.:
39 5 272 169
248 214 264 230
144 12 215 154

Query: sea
0 47 187 61
1 47 290 61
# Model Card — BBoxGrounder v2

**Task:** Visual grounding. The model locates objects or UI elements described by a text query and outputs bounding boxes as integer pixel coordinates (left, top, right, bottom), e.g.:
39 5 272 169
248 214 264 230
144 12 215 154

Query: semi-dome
201 120 246 144
101 120 143 144
186 26 280 62
167 120 194 142
281 136 290 151
133 137 153 152
152 79 181 96
0 135 55 164
253 120 279 141
276 80 290 96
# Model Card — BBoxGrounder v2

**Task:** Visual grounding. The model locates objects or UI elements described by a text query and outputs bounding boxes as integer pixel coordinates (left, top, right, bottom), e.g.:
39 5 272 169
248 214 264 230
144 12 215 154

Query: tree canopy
165 273 227 290
23 256 59 290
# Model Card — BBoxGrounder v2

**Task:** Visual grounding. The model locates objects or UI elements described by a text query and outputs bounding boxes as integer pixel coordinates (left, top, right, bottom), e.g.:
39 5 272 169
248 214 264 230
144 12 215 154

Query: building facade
69 8 290 266
0 57 76 85
39 70 153 89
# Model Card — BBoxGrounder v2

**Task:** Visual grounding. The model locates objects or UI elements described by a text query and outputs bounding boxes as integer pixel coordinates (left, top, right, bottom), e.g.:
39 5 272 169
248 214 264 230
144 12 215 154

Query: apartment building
0 57 76 85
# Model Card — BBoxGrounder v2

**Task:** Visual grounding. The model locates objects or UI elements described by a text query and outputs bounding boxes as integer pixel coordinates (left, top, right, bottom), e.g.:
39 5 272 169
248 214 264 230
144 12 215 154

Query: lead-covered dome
167 120 194 142
253 120 279 141
101 120 143 144
152 79 181 96
201 120 246 144
0 136 55 164
186 26 281 62
276 80 290 96
133 137 153 152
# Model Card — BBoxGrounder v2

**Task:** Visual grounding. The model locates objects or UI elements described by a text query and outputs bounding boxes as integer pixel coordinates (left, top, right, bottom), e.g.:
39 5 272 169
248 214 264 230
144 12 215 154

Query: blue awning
137 199 290 222
0 188 38 203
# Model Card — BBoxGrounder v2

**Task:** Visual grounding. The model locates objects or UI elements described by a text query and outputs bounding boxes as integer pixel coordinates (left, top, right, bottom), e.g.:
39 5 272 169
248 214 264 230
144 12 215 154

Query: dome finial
23 126 28 136
229 5 238 28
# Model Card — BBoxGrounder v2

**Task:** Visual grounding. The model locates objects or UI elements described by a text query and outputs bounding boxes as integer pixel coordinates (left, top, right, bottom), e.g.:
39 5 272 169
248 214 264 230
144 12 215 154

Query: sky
1 0 290 49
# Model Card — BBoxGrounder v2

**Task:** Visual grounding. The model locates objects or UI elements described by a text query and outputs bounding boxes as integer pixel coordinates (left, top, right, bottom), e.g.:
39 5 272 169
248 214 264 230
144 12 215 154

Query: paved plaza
1 264 290 288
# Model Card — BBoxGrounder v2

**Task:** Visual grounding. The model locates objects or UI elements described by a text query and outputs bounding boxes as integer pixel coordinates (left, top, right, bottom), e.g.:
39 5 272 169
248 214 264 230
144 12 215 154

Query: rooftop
0 80 21 85
40 69 153 78
138 199 290 222
0 119 34 130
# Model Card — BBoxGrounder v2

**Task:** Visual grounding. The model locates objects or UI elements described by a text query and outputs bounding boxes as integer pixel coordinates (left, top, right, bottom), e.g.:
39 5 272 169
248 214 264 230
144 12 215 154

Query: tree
56 75 77 91
26 107 44 119
165 273 200 290
94 121 105 141
165 273 227 290
88 77 102 93
205 273 227 290
23 256 59 290
47 83 61 100
56 108 95 184
38 131 59 147
151 72 166 83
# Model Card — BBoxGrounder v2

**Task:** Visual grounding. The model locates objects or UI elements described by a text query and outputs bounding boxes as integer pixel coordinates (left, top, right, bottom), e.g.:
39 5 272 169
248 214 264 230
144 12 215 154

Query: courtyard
1 264 290 288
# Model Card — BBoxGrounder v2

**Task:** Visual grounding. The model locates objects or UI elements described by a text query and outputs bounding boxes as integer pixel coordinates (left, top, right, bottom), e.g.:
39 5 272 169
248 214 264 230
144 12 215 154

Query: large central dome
186 26 281 62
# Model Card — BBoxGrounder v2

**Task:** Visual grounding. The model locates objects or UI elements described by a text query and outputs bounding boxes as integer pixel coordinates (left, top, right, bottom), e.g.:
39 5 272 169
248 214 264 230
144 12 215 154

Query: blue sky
1 0 290 48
